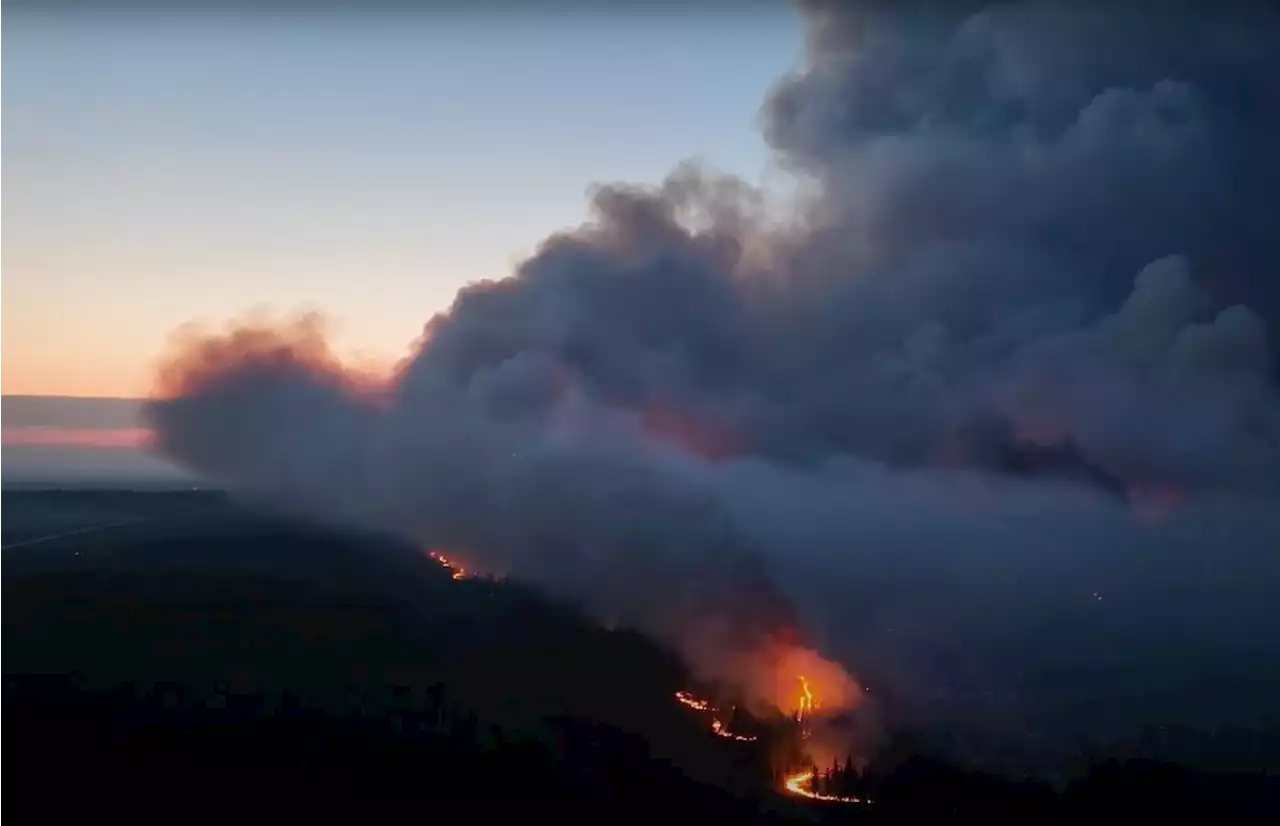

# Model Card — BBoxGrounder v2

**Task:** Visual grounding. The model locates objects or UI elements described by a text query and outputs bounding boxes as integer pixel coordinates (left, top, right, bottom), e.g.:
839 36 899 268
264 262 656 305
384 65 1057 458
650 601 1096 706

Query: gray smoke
148 2 1280 773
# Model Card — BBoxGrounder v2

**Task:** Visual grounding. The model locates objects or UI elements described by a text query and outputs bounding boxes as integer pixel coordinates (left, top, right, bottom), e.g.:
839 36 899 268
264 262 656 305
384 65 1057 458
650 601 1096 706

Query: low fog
147 1 1280 772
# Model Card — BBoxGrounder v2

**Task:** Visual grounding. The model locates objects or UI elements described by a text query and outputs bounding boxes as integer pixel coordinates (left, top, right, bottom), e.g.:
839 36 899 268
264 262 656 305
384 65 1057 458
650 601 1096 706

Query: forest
4 491 1278 823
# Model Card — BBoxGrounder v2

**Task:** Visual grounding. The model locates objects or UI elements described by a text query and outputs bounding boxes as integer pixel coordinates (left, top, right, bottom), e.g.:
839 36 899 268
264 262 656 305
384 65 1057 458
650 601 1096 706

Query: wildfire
674 690 709 711
711 718 758 742
427 547 859 804
427 550 467 580
796 675 816 721
674 681 868 805
782 770 866 804
672 690 757 742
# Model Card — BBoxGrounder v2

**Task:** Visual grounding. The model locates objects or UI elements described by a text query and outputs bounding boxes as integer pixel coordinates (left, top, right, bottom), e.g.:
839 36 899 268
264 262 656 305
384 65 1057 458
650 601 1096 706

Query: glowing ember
782 770 866 804
673 690 757 742
710 717 758 742
427 550 467 580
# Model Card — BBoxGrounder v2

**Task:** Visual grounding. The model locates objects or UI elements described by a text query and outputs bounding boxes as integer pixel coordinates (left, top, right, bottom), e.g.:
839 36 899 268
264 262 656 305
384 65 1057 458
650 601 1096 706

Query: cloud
147 2 1280 772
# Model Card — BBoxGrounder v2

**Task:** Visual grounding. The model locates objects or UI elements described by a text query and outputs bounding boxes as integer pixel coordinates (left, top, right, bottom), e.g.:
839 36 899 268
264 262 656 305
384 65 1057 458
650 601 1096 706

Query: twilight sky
3 7 801 400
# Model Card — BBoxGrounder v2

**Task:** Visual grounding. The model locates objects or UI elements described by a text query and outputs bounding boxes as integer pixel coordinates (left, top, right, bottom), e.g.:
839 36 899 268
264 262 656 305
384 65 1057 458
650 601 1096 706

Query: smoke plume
148 2 1280 772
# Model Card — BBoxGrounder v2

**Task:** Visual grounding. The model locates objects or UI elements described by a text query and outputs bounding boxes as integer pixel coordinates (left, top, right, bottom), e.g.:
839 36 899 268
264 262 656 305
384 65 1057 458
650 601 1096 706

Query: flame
742 636 861 718
427 550 467 580
711 717 758 742
782 770 867 804
429 547 862 802
796 675 816 720
672 690 757 742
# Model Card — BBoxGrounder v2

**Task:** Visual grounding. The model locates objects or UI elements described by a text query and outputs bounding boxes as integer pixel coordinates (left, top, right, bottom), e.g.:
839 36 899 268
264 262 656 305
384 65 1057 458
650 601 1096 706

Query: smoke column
149 1 1280 772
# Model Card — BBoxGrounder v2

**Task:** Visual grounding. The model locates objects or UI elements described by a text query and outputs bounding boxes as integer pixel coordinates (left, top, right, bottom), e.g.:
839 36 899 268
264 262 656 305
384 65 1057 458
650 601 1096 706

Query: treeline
794 754 867 800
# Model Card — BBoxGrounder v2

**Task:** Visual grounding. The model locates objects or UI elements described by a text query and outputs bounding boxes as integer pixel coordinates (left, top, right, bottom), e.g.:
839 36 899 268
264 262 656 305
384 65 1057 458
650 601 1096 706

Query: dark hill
5 491 1278 824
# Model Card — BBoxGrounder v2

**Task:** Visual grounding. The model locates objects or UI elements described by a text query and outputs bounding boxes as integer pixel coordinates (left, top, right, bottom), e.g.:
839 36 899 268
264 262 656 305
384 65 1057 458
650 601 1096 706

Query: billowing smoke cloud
149 2 1280 772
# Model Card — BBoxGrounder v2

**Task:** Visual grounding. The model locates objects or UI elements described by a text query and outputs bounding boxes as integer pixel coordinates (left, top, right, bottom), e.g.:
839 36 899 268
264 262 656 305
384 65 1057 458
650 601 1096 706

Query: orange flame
782 770 867 804
674 690 710 711
427 550 467 580
710 717 758 742
425 542 862 802
796 675 816 721
430 545 861 802
740 637 860 719
673 690 757 742
674 686 872 803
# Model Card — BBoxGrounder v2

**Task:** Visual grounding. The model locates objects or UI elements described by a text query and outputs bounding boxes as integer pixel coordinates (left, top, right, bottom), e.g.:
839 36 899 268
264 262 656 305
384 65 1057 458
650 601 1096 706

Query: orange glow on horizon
1 426 153 449
1 359 155 399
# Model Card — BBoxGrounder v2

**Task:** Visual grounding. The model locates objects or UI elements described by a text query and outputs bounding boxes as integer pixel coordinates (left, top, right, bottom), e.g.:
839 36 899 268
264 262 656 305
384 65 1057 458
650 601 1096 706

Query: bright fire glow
429 548 860 803
746 637 861 718
796 675 816 720
427 550 467 580
782 770 866 804
673 690 757 742
711 717 758 742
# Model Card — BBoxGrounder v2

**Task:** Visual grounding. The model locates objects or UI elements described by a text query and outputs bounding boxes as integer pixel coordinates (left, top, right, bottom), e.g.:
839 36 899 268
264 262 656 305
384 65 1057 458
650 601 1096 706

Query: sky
2 7 802 400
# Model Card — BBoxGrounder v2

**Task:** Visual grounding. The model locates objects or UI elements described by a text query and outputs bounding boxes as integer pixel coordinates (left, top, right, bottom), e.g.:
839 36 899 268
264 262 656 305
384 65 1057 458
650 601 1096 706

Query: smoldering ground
147 1 1280 773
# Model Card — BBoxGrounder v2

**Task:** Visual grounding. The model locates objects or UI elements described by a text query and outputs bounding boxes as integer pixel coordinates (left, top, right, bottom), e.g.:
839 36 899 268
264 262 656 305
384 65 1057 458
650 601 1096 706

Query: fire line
782 770 866 804
672 684 866 804
427 550 467 580
425 548 860 806
672 690 758 742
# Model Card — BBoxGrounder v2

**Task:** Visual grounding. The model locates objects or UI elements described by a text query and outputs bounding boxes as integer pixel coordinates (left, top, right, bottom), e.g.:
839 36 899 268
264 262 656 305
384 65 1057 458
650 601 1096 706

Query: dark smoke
148 2 1280 773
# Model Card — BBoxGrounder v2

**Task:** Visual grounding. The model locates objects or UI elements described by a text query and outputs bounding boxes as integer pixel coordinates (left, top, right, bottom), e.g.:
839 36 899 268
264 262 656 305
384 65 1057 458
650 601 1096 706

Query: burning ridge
147 1 1280 773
